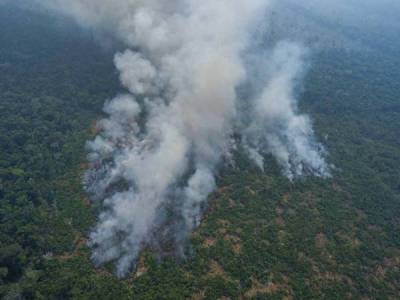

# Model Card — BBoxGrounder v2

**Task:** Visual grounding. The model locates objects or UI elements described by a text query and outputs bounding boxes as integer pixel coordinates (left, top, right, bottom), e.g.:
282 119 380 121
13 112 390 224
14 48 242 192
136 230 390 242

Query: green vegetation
1 4 399 300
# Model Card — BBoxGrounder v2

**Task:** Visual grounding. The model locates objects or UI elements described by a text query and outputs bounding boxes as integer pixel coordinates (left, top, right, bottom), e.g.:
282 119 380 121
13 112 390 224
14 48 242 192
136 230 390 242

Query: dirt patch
315 233 328 249
218 186 233 195
244 277 292 299
203 236 217 248
89 120 101 136
191 290 206 300
57 253 74 261
82 196 91 207
275 217 285 227
232 243 242 255
332 182 344 192
217 219 231 235
74 236 87 249
209 260 227 278
135 255 149 278
246 186 257 196
218 219 231 227
227 197 236 208
281 193 290 204
224 234 242 255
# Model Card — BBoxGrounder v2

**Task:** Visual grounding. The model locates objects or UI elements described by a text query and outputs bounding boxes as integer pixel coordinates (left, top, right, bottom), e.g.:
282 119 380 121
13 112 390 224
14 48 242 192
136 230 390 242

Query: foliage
1 3 400 300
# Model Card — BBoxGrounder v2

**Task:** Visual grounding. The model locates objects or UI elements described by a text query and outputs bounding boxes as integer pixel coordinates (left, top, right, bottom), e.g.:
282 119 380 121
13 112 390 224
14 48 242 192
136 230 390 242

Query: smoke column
241 41 329 179
38 0 330 276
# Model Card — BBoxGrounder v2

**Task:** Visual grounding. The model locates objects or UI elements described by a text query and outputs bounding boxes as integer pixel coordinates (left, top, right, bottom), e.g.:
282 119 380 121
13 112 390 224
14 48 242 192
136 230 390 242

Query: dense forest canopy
0 2 400 299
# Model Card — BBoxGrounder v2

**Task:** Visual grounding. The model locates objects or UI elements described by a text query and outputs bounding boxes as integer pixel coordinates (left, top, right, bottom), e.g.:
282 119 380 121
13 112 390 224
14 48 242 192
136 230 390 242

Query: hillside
0 4 399 300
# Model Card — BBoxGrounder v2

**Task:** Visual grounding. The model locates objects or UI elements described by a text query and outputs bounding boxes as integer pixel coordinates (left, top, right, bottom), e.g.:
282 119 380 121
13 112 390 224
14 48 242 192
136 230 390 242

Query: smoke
241 41 329 179
36 0 330 276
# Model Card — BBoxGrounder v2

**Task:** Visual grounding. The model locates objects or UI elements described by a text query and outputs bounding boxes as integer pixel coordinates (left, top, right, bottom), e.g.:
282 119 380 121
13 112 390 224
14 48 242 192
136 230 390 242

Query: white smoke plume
242 42 329 179
37 0 330 276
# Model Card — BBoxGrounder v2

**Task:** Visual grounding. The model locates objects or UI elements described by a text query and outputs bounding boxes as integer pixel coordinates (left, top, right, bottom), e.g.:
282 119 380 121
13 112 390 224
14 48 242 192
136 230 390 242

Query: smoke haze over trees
31 0 334 276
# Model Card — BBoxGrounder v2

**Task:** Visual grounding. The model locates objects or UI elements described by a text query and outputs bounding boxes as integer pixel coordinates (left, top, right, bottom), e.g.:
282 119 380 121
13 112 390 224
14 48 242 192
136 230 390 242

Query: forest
0 3 400 300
